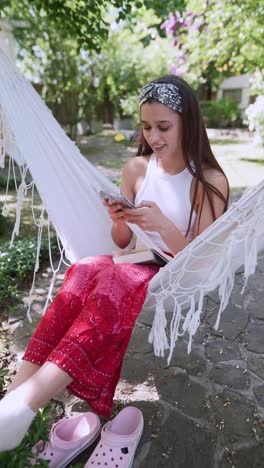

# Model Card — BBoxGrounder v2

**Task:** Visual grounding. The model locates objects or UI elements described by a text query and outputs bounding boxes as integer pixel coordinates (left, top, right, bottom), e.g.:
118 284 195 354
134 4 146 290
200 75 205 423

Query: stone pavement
3 134 264 467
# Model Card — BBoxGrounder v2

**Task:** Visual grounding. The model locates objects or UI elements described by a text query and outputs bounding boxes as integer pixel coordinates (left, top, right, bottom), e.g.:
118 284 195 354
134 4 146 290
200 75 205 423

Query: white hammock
1 50 264 364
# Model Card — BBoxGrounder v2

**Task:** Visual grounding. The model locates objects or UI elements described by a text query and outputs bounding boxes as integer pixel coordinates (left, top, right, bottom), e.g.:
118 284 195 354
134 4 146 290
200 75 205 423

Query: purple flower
178 56 186 65
169 63 178 75
189 18 204 31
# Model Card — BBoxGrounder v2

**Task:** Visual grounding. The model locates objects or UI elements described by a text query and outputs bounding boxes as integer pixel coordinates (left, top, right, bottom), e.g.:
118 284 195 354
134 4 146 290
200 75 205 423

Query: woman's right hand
103 200 126 225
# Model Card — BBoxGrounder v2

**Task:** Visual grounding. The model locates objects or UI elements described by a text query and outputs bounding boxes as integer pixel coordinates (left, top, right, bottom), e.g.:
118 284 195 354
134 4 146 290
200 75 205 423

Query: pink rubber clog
33 412 101 468
85 406 144 468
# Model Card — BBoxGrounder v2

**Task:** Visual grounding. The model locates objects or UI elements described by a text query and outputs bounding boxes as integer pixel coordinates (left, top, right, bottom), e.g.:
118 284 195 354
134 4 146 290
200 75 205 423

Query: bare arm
123 170 228 256
109 159 139 248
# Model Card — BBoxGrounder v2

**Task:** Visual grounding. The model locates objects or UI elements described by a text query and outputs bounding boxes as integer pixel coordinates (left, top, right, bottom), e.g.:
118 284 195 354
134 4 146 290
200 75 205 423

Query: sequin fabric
139 82 182 113
23 255 159 418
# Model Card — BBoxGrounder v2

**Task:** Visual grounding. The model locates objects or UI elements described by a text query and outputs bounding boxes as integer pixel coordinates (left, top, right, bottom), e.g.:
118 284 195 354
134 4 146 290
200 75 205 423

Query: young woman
0 75 228 454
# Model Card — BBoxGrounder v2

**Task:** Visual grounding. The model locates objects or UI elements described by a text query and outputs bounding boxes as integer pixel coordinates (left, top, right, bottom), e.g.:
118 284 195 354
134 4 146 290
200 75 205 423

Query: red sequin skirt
23 255 158 418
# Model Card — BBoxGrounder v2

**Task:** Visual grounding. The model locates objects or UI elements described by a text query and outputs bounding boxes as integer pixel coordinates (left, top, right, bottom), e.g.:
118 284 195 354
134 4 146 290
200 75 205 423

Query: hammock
1 49 264 364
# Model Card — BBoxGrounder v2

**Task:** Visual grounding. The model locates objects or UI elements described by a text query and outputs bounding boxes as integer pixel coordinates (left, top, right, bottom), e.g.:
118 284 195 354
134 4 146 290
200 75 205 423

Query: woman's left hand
122 201 169 232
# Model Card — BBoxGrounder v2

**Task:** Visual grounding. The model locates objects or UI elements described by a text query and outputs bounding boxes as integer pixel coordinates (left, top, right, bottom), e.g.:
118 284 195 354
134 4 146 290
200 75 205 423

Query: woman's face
140 101 183 162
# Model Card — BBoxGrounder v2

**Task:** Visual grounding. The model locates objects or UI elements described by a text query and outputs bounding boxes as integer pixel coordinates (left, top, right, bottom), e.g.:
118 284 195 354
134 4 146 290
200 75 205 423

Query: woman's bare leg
7 361 40 394
14 362 72 412
0 362 72 451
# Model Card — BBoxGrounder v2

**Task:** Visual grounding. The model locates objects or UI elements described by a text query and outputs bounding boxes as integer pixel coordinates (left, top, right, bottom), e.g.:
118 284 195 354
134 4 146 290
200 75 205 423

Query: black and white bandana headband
139 82 183 114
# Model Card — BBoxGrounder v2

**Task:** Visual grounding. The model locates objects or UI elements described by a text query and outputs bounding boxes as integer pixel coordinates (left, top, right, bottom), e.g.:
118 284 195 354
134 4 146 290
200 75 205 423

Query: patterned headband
139 82 183 113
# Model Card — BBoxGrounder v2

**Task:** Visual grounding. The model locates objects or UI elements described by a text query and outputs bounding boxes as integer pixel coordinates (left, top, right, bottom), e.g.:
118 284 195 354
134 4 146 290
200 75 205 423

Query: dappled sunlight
115 378 160 403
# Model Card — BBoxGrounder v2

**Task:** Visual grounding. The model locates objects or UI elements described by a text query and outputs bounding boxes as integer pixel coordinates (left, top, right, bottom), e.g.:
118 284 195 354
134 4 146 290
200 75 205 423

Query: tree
0 0 187 52
0 1 186 131
161 0 264 96
0 0 140 51
92 9 176 124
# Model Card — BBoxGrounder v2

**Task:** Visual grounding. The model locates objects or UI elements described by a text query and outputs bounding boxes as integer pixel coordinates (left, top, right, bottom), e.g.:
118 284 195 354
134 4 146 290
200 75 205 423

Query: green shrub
0 213 13 237
0 369 8 393
0 175 19 190
0 405 51 467
200 99 240 128
0 237 59 306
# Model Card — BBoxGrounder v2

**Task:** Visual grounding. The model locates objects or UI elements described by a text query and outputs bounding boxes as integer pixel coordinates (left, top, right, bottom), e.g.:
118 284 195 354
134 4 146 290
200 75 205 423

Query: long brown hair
137 75 229 235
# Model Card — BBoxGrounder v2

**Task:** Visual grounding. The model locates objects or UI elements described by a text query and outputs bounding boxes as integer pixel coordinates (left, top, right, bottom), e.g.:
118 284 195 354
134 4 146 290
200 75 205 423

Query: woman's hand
122 200 170 232
103 200 127 225
104 200 134 248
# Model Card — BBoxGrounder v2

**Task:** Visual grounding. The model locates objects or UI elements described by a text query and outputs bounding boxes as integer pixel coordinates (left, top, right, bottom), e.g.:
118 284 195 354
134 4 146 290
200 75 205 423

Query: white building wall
217 74 252 117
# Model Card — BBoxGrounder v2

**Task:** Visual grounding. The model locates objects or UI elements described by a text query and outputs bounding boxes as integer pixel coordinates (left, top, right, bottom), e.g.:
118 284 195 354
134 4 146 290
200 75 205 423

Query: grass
240 158 264 166
113 139 135 147
0 175 20 190
209 138 247 145
97 158 128 170
78 145 102 157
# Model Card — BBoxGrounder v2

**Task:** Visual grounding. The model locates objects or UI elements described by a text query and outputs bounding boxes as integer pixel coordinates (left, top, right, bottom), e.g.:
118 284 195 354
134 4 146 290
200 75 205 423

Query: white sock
0 390 36 451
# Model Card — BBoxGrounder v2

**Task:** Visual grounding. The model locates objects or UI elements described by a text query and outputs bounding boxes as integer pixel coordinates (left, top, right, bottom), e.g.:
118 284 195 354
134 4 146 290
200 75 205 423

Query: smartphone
99 190 136 209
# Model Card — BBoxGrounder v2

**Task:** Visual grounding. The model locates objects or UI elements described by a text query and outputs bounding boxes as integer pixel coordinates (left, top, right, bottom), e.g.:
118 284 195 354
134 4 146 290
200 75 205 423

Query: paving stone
71 400 91 413
209 364 250 389
256 254 264 274
126 325 153 354
159 339 207 377
121 354 158 384
14 315 41 350
138 306 156 327
247 321 264 353
206 302 249 340
254 384 264 408
191 323 208 345
210 389 256 444
157 370 211 420
205 338 241 362
134 401 216 468
228 280 248 308
220 444 264 468
206 289 220 305
246 273 264 291
247 290 264 320
248 356 264 379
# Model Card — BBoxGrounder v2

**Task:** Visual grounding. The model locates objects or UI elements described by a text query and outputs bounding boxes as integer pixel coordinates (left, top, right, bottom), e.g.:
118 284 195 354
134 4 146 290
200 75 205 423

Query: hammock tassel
242 226 258 293
0 105 5 168
10 167 28 246
26 208 45 322
148 299 169 357
167 301 183 364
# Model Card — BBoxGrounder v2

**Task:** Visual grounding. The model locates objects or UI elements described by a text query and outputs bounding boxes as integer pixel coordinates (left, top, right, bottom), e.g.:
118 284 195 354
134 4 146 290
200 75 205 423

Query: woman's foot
0 389 36 451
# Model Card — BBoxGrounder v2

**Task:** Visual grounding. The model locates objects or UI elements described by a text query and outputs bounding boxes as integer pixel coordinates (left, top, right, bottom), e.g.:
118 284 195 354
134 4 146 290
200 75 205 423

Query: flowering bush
245 96 264 146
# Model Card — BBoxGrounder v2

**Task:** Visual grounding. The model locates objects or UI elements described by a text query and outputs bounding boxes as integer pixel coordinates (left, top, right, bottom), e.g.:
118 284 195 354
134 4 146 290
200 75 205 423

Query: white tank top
135 153 196 252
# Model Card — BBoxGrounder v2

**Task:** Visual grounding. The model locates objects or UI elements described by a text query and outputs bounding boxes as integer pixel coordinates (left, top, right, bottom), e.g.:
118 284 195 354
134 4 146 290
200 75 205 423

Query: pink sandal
32 412 101 468
85 406 144 468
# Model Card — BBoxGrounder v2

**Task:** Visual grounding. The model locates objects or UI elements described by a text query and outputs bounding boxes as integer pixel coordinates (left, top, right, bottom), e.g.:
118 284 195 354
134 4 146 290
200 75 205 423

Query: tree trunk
102 84 114 125
102 98 114 125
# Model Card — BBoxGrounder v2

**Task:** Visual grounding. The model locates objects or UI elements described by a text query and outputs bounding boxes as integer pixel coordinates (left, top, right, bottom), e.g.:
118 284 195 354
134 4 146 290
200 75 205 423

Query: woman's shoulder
202 166 228 194
122 154 151 178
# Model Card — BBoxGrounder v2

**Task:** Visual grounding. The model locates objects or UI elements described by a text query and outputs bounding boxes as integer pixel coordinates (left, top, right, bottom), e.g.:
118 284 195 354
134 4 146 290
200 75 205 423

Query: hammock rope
1 49 264 363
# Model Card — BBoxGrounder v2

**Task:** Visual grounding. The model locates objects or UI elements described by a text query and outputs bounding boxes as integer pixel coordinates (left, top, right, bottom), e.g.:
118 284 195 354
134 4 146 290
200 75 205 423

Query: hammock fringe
146 188 264 363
